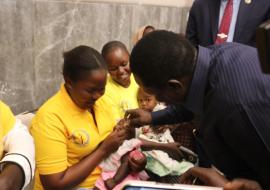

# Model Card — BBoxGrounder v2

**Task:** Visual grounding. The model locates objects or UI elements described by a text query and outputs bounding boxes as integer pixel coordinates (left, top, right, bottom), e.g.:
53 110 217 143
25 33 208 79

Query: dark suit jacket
186 0 270 47
152 43 270 188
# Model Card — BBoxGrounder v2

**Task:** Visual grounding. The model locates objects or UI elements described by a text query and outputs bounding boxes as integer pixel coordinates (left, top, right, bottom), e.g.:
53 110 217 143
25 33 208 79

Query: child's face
105 48 131 87
137 88 157 112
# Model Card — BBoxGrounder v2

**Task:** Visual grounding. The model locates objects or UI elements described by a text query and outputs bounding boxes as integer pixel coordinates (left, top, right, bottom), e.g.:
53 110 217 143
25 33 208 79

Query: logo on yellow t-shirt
70 129 89 146
120 100 131 114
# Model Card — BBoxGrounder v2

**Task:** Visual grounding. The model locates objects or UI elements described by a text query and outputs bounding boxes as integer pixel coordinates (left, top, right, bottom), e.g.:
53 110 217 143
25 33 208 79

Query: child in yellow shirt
101 41 139 122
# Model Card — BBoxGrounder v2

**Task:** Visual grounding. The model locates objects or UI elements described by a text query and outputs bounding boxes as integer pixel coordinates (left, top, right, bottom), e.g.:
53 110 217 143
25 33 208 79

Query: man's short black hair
130 30 196 88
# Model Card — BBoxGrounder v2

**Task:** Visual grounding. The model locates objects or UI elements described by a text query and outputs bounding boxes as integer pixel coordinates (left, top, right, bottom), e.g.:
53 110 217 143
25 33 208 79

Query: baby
136 87 194 177
95 119 148 190
136 87 171 140
95 89 194 190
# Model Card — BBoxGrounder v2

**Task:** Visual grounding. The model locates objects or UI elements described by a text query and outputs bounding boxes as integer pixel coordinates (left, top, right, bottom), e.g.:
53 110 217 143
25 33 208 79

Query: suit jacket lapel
234 0 255 40
209 0 221 42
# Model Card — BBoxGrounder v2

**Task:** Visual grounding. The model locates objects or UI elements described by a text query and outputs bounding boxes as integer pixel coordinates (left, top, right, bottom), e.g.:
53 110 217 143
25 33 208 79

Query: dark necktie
215 0 233 44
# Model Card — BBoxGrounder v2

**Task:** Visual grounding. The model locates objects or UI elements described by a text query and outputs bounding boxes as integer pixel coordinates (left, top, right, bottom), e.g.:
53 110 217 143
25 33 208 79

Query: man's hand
180 167 228 187
0 163 24 190
125 109 152 126
224 179 262 190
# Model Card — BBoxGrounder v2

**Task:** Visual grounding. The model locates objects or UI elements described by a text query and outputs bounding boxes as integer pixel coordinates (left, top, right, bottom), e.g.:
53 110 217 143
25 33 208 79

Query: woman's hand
40 128 129 190
125 109 152 126
224 179 262 190
115 119 130 131
100 127 128 155
180 167 228 187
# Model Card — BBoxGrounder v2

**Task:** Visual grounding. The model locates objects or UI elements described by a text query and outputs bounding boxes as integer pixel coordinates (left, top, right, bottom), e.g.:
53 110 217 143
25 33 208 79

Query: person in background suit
186 0 270 169
186 0 270 47
132 25 155 45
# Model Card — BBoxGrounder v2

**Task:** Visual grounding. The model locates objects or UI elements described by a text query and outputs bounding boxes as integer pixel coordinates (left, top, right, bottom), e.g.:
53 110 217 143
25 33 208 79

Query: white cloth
100 138 142 172
15 112 35 128
135 103 194 176
135 103 173 143
136 128 174 143
0 119 35 189
152 103 166 112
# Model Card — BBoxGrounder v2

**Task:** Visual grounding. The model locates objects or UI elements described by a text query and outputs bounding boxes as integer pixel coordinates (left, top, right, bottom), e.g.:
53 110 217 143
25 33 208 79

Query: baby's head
137 87 158 112
115 118 135 139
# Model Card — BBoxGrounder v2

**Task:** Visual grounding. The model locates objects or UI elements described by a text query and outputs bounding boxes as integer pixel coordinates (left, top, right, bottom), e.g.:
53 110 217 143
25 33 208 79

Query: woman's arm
0 164 24 190
40 128 128 190
0 120 35 190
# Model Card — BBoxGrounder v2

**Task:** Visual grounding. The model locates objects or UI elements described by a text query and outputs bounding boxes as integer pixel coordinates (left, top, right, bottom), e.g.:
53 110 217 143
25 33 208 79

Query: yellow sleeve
0 101 15 136
30 111 68 175
101 94 122 123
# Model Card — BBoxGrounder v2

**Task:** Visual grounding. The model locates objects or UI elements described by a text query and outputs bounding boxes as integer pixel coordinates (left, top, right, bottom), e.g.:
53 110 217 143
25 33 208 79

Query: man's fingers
129 118 141 126
125 109 137 119
179 170 195 184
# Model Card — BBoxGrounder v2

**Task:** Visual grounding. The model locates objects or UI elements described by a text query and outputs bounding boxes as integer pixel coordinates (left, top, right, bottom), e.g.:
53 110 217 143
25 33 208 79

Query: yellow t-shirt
30 85 115 190
0 101 16 158
102 74 139 122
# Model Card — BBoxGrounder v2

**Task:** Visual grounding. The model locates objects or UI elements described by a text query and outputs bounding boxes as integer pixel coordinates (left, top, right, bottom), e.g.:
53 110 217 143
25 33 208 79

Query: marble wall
0 0 191 114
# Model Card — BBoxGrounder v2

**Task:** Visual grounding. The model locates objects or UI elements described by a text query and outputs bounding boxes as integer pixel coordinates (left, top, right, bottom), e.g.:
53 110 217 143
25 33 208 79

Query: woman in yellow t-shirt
101 41 139 122
30 46 130 190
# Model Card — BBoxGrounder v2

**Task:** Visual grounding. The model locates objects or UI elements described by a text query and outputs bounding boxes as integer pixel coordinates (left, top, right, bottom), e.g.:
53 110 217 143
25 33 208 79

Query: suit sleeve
186 0 200 46
151 104 194 125
215 108 270 189
267 4 270 19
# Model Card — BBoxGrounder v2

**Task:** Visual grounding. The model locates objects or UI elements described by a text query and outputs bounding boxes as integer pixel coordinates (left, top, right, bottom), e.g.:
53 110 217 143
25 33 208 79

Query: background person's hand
224 179 262 190
125 109 152 126
180 167 228 187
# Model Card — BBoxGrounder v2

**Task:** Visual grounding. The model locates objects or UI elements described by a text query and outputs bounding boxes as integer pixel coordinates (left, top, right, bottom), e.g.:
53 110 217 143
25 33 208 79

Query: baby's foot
105 178 117 190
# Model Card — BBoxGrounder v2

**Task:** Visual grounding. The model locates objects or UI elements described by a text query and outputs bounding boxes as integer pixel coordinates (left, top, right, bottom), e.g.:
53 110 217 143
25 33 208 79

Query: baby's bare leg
105 154 131 190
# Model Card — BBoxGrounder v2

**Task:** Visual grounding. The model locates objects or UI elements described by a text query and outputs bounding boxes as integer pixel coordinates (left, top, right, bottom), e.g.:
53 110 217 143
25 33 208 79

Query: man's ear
167 79 184 92
64 76 73 90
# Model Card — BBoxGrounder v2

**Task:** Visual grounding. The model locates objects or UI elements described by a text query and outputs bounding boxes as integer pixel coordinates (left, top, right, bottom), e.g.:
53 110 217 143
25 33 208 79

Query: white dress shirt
218 0 242 42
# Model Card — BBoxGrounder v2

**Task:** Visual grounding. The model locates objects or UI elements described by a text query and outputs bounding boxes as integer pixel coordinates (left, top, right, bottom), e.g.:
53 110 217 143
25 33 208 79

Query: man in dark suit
186 0 270 47
127 30 270 189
